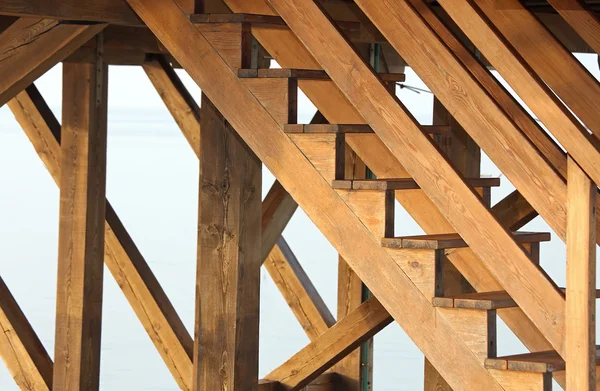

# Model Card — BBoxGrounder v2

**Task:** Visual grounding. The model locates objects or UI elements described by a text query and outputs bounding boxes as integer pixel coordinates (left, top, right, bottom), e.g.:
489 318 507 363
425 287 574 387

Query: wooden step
382 231 550 250
434 289 600 310
485 347 600 372
331 177 500 191
238 68 406 82
284 124 452 134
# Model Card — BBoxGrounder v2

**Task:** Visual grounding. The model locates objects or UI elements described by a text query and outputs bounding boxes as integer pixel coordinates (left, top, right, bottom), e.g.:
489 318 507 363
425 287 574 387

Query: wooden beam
0 18 105 107
264 237 335 341
475 0 600 141
547 0 600 55
437 0 600 190
0 276 53 390
195 94 262 390
272 0 566 358
143 54 201 157
566 156 596 390
125 0 504 389
9 85 196 390
265 298 392 390
53 36 107 391
262 181 298 261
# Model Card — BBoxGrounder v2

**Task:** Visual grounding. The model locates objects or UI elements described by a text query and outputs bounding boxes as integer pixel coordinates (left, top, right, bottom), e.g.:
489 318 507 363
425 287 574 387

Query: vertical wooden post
53 32 108 391
424 97 480 391
194 94 262 391
566 156 596 391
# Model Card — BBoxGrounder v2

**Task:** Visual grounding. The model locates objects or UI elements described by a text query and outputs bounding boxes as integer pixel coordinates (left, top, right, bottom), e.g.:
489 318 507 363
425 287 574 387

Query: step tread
382 231 551 250
238 68 406 82
485 347 600 372
332 177 500 191
434 289 600 310
284 124 451 134
189 13 360 32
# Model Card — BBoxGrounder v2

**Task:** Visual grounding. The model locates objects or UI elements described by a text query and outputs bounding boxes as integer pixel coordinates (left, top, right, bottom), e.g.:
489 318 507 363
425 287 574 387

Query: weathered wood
9 85 196 390
262 181 298 261
438 0 600 190
265 298 392 390
488 369 552 391
383 232 550 250
475 0 600 142
0 276 53 390
264 237 335 341
433 291 518 310
0 18 105 106
547 0 600 55
566 156 597 390
195 94 262 391
53 39 107 391
284 124 451 134
239 68 405 82
126 1 504 389
487 347 600 373
143 54 201 157
436 308 496 363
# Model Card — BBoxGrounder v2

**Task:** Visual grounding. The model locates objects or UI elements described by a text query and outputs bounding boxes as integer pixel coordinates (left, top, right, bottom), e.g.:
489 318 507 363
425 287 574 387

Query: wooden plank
487 347 600 373
0 18 105 106
289 134 344 182
433 291 517 310
284 124 451 134
331 178 500 191
142 54 201 157
53 40 107 391
383 232 551 250
339 0 566 356
264 237 335 341
9 85 196 390
126 1 504 389
239 68 406 82
566 156 597 390
262 180 298 261
265 298 392 390
488 369 552 391
475 0 600 142
0 276 53 390
547 0 600 55
438 0 600 190
195 94 262 391
436 308 496 363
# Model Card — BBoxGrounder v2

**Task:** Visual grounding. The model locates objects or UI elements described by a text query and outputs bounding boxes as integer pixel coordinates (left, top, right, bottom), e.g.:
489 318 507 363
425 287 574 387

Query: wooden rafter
265 298 391 390
125 0 506 389
0 276 52 390
271 0 565 359
437 0 600 191
547 0 600 55
474 0 600 141
0 18 105 107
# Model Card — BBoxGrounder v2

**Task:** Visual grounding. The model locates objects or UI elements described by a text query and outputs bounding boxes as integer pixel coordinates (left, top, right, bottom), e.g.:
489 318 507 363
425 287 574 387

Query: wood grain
53 43 107 391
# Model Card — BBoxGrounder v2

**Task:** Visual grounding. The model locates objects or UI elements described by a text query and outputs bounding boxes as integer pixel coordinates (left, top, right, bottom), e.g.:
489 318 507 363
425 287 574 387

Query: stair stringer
125 2 503 390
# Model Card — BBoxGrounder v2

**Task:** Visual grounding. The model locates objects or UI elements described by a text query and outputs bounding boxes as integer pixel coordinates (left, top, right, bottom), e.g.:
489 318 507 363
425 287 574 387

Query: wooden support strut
0 17 106 107
195 94 262 390
53 33 108 391
566 156 597 391
546 0 600 56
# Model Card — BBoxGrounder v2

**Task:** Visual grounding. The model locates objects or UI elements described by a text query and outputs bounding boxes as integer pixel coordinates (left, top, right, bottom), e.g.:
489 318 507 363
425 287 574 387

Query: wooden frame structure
0 0 599 390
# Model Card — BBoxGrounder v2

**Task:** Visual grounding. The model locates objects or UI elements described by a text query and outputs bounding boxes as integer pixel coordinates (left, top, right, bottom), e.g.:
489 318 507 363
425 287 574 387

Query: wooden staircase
1 0 598 390
119 0 600 388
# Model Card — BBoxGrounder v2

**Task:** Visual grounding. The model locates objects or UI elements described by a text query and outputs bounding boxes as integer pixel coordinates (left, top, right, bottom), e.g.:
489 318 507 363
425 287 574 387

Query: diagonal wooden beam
271 0 566 358
547 0 600 56
437 0 600 190
475 0 600 141
264 237 336 341
0 276 53 391
0 18 105 107
8 85 195 391
125 0 504 389
265 298 391 390
142 54 201 157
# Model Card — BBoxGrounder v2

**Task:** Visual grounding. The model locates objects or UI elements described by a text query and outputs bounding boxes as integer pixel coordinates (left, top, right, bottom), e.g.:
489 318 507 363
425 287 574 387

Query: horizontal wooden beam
0 18 105 106
265 298 391 390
